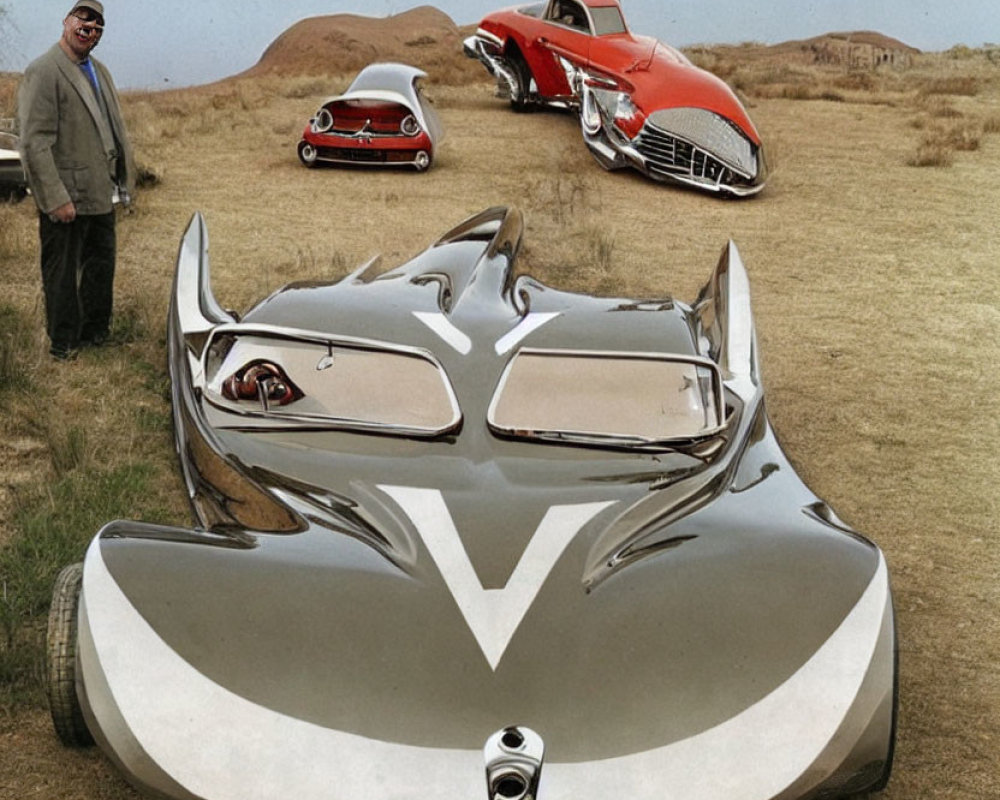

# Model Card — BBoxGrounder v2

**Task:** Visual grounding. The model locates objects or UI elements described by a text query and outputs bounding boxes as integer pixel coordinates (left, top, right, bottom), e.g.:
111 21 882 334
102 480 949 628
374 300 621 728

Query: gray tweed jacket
18 43 136 215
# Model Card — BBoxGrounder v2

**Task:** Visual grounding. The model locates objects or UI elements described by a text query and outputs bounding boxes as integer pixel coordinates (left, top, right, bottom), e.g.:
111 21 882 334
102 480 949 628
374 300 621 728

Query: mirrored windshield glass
204 333 459 435
489 350 723 444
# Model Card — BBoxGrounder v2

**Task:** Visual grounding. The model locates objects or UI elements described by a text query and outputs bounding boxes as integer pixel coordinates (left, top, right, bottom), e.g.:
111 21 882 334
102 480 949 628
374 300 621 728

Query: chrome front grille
634 108 758 190
635 125 742 187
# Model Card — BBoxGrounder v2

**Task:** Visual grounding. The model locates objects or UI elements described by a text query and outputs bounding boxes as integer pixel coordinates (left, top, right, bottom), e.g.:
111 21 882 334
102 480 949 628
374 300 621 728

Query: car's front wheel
297 141 318 168
506 50 534 112
413 150 432 172
46 562 94 747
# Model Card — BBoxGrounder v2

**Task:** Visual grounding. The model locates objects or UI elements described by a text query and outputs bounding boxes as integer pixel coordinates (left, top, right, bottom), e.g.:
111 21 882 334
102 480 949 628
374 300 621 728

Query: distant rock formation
705 31 920 70
803 32 920 68
242 6 480 84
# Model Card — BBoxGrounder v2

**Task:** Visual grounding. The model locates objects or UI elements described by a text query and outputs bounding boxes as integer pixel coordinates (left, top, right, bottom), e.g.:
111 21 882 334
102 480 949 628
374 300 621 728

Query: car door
519 0 594 100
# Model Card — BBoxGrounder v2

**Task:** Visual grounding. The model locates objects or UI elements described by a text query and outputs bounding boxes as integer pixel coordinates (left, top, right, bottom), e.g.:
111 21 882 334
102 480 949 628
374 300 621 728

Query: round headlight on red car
313 108 334 133
401 114 420 136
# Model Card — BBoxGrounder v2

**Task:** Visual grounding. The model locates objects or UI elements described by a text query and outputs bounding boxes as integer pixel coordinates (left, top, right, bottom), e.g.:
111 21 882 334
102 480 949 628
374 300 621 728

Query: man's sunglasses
72 10 105 29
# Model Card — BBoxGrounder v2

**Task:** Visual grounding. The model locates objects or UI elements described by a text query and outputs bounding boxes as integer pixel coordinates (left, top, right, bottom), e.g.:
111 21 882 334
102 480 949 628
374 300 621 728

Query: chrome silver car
47 208 895 800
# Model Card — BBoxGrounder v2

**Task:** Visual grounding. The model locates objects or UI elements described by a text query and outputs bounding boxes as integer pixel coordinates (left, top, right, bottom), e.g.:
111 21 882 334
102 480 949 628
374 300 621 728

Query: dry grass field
1 27 999 800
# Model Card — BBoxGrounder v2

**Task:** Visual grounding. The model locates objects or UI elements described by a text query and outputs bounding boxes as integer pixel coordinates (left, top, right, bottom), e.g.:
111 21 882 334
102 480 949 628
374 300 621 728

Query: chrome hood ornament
485 726 545 800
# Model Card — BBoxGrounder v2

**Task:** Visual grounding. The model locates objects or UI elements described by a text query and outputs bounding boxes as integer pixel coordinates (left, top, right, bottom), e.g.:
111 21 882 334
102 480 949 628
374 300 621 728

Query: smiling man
18 1 135 360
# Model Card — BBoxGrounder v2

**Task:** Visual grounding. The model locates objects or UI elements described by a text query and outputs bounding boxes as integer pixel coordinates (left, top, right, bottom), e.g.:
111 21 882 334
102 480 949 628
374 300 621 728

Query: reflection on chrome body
464 33 522 103
55 206 895 800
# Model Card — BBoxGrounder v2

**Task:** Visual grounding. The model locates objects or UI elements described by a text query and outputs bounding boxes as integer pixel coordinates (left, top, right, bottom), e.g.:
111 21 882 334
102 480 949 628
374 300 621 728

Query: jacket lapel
53 45 116 157
93 61 128 153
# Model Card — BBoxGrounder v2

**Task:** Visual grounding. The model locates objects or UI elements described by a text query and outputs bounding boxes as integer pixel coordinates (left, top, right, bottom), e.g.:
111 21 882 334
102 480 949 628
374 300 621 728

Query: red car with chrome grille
298 63 443 172
464 0 767 196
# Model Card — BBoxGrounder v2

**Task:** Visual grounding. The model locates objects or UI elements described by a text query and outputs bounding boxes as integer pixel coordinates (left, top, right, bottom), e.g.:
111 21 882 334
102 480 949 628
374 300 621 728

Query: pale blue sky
3 0 998 90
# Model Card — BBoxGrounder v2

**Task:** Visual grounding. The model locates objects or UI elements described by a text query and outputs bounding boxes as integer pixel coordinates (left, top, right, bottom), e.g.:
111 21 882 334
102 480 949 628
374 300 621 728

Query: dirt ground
1 63 998 799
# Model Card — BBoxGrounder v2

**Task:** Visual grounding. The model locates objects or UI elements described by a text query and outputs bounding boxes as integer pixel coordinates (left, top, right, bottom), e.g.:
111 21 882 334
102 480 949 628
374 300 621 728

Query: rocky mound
243 6 481 84
710 31 920 68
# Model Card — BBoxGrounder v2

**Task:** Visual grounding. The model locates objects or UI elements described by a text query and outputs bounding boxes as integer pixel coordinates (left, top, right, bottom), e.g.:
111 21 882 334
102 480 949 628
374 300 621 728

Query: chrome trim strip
174 213 236 341
474 28 504 49
309 152 428 167
464 34 521 101
204 322 445 365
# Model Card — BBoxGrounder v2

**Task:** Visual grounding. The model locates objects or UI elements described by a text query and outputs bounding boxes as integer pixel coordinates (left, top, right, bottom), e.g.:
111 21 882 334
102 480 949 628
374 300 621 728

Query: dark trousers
38 211 116 351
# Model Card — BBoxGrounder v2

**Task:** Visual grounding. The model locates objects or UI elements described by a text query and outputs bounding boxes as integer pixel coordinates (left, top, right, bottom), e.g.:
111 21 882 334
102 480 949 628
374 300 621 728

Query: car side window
546 0 592 34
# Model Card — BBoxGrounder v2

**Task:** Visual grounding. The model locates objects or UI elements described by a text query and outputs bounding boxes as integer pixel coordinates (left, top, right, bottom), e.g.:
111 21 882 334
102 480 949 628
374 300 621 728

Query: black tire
46 563 95 747
413 150 432 172
0 184 27 203
507 50 534 112
297 140 318 168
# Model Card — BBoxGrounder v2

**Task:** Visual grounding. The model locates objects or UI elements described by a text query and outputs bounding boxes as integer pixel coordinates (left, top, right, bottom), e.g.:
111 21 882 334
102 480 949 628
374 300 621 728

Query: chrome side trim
694 241 759 401
173 213 237 346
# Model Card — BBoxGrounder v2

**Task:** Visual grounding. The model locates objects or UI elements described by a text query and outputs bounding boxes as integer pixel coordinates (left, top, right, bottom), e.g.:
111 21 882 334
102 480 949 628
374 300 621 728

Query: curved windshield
488 349 724 446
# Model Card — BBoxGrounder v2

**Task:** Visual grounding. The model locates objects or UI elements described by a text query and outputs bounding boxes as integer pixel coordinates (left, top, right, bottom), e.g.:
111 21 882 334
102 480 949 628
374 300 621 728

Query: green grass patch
0 462 169 705
0 305 35 396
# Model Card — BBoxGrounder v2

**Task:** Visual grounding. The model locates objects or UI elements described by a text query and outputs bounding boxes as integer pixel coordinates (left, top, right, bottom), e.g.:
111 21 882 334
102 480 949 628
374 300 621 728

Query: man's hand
50 201 77 223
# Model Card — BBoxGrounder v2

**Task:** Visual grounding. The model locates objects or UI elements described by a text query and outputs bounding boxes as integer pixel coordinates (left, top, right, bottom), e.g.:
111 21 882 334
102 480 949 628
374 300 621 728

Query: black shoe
81 331 109 347
50 345 79 361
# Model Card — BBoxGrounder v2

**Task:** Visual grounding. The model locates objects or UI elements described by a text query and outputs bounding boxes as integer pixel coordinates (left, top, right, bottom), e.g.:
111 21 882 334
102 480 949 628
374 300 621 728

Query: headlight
614 93 638 122
313 108 333 133
400 114 421 136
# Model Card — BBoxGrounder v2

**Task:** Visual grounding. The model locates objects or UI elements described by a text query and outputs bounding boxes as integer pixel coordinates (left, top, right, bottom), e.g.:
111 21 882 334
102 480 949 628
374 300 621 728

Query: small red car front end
297 63 442 172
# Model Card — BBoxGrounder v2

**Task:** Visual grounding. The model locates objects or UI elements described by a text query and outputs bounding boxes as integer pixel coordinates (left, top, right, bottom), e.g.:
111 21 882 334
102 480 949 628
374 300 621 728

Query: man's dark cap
69 1 105 24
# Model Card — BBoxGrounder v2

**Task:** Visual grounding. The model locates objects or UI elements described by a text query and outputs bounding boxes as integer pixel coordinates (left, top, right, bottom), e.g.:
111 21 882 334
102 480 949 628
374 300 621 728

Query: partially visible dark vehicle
464 0 767 195
297 63 443 172
0 132 28 201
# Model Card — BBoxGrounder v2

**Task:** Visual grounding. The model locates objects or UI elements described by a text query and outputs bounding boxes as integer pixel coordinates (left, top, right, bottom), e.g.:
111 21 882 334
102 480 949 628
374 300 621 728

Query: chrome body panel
333 63 443 145
71 208 895 800
464 33 522 102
